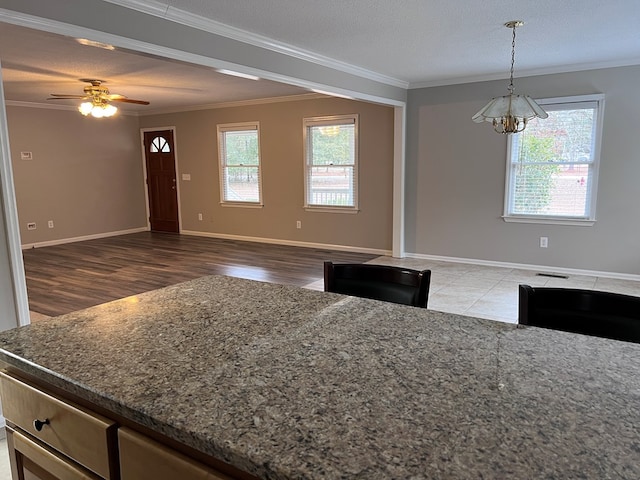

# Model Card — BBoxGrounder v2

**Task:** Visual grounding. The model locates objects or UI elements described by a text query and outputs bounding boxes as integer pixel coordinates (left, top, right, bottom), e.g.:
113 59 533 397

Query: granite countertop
0 275 638 479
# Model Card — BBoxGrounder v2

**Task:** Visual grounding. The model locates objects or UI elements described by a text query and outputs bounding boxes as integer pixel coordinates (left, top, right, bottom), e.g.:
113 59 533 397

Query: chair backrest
324 261 431 308
518 284 640 343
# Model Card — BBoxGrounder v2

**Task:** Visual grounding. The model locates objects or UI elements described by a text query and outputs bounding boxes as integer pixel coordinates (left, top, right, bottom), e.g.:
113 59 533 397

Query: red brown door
143 130 179 233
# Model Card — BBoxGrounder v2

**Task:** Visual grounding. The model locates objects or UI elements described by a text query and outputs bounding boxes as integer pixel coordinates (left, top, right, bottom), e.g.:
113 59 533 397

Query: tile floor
306 256 640 323
0 435 9 480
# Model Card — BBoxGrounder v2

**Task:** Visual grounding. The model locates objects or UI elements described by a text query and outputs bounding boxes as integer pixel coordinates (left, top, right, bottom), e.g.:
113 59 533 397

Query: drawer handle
33 419 50 431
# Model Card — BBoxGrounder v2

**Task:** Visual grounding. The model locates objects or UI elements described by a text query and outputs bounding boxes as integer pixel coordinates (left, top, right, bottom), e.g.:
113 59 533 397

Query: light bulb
103 104 118 117
91 107 104 118
79 102 93 116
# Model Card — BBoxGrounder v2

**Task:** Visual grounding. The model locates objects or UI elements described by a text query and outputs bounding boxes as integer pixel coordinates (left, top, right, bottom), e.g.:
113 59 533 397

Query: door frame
139 126 182 233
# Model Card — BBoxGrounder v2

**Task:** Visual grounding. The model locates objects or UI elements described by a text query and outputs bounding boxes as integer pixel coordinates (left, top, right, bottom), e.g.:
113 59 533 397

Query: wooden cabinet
0 372 249 480
6 428 101 480
0 372 117 480
118 428 230 480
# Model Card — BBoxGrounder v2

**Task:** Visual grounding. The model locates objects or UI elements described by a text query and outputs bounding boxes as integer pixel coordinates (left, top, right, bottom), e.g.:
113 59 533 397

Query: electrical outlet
540 236 548 248
48 220 54 229
296 220 302 229
198 213 203 221
27 222 36 230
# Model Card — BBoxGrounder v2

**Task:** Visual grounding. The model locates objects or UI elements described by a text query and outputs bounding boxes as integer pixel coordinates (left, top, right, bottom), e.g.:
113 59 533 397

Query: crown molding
7 94 328 117
6 100 140 116
409 58 640 89
138 93 327 116
102 0 409 89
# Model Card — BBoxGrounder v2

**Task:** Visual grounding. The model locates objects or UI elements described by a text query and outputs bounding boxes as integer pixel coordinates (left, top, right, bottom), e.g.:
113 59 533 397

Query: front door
143 130 179 233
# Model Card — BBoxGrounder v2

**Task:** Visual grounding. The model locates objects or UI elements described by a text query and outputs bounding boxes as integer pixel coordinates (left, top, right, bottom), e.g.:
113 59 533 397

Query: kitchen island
0 274 638 479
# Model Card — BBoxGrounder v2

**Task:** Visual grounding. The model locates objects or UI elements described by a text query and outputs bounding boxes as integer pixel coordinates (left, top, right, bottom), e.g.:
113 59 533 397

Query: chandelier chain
508 24 516 94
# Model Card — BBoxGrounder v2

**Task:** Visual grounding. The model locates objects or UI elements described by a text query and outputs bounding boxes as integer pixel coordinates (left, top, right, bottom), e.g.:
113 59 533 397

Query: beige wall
7 106 147 244
406 65 640 275
139 97 395 252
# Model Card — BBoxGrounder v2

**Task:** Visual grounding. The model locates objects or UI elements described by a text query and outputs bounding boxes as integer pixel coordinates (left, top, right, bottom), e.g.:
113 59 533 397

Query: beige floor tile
446 274 501 291
481 284 520 304
465 298 518 323
543 276 597 289
594 277 640 295
428 288 485 314
460 265 513 280
0 437 10 480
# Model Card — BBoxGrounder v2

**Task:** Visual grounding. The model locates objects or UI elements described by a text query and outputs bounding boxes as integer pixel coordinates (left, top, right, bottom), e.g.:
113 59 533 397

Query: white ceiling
150 0 640 86
2 0 640 113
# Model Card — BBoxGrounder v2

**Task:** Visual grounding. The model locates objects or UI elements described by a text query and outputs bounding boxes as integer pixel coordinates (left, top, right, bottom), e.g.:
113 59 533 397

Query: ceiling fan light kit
79 101 118 118
48 79 149 118
472 21 548 134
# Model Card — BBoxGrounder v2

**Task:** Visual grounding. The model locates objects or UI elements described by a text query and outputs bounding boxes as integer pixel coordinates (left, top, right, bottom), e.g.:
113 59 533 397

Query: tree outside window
217 123 262 205
304 115 358 211
504 95 603 224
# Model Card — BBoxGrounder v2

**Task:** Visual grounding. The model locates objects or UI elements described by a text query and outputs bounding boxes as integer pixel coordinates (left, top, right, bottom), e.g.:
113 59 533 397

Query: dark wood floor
22 232 378 317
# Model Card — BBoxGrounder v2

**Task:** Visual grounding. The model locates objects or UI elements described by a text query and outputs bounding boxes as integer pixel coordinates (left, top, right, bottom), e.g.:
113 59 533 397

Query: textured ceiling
2 0 640 113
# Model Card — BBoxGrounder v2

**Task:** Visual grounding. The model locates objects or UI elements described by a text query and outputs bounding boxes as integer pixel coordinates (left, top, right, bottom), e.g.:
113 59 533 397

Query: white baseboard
406 252 640 282
180 230 391 256
21 227 149 250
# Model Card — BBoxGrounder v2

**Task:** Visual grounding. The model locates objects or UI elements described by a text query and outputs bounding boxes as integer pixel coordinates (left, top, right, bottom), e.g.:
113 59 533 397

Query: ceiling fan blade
109 98 150 105
48 94 87 99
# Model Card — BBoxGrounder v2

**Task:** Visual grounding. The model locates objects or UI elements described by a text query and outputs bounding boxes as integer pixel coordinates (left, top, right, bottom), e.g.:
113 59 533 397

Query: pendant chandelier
472 21 548 134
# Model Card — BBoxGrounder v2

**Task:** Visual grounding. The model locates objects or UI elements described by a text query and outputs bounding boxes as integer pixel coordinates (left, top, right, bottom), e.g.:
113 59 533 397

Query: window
217 122 262 206
303 114 358 211
149 136 170 153
504 95 604 225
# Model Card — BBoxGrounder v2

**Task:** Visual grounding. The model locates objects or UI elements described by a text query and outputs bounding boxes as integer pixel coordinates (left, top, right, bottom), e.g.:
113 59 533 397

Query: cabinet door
118 428 231 480
7 427 101 480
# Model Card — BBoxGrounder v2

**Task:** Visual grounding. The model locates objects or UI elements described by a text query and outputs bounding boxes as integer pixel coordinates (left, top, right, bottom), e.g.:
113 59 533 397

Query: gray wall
406 65 640 275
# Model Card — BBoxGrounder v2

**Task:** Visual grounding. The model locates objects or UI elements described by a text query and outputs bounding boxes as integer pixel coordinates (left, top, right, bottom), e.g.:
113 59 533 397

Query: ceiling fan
48 79 150 117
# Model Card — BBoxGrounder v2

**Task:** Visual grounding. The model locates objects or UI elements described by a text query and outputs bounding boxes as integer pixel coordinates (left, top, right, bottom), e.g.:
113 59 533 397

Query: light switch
182 173 191 181
21 152 33 160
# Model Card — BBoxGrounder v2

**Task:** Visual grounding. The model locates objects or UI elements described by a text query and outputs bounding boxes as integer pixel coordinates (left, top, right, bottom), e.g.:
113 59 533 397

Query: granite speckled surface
0 275 639 479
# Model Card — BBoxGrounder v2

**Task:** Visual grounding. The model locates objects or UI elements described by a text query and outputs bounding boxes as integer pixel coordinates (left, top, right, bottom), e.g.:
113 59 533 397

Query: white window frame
217 122 263 208
503 94 605 226
303 114 359 213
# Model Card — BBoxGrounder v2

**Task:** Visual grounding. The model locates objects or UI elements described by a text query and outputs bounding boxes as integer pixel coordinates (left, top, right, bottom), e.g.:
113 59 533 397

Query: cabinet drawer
119 427 230 480
8 426 102 480
0 372 116 479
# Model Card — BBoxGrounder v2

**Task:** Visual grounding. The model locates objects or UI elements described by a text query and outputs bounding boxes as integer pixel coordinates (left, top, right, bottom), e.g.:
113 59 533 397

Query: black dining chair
324 261 431 308
518 284 640 343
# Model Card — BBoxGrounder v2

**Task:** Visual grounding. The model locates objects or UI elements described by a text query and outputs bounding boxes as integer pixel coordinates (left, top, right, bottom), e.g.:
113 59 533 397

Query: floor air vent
536 273 569 279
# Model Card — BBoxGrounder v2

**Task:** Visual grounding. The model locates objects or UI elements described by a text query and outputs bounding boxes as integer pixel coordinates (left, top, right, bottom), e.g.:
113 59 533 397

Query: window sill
220 202 263 209
502 215 595 226
304 206 360 214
